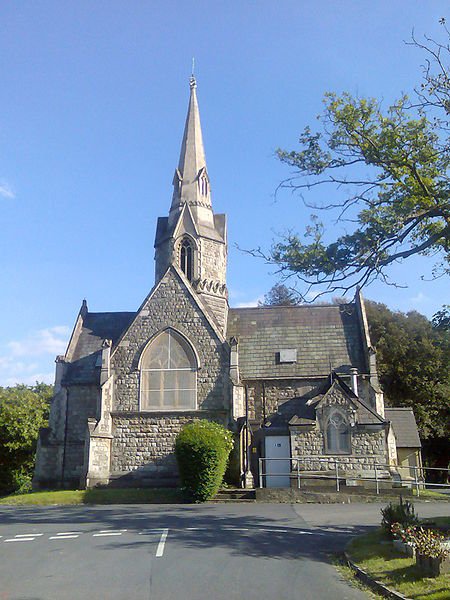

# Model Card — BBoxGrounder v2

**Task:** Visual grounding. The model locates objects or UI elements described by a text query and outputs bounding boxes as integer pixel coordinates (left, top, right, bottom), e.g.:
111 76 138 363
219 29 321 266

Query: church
33 77 421 491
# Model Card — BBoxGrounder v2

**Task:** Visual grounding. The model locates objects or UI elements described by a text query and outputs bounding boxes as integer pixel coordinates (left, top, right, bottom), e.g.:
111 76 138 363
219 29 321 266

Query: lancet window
180 238 194 281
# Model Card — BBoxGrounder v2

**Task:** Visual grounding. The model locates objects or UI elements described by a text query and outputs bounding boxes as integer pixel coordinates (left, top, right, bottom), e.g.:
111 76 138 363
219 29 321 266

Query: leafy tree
365 301 449 471
252 23 450 300
0 383 52 494
259 283 302 306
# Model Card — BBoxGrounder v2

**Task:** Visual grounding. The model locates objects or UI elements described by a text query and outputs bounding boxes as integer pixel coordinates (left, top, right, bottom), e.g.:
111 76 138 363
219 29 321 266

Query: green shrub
175 420 234 502
381 496 419 536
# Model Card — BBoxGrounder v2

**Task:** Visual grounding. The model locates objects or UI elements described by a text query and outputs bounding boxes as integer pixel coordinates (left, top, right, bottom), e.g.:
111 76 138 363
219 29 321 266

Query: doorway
264 436 291 488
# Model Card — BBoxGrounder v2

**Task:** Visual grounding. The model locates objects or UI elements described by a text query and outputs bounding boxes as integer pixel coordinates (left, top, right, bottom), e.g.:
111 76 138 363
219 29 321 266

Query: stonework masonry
110 411 227 481
111 269 230 413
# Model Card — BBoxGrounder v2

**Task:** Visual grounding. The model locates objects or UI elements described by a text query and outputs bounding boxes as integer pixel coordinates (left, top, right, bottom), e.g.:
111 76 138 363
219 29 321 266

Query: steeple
154 76 228 333
169 76 213 228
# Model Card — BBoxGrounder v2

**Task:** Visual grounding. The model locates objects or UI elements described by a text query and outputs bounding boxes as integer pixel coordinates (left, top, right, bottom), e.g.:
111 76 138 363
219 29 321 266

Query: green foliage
175 420 234 502
250 24 450 299
259 283 302 306
365 300 450 442
0 383 52 494
381 497 419 536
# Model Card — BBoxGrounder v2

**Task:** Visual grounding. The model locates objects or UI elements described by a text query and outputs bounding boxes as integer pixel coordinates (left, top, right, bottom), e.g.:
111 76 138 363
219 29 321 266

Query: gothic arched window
180 238 194 281
325 411 351 454
140 329 197 410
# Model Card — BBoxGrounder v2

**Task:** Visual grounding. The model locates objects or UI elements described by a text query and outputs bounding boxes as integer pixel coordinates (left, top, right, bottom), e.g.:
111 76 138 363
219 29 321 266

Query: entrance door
264 436 291 488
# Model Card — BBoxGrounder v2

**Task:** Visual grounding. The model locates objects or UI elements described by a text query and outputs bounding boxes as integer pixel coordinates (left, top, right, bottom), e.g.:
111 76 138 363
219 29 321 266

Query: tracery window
325 411 351 454
140 329 197 410
180 238 193 281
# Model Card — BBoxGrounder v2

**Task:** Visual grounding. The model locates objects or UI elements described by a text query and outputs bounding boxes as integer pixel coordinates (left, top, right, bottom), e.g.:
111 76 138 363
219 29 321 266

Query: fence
258 456 450 497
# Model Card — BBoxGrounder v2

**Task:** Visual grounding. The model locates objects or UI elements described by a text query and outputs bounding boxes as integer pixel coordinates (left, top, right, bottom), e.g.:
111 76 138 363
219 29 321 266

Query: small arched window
200 175 208 196
140 329 197 410
180 238 194 281
325 411 351 454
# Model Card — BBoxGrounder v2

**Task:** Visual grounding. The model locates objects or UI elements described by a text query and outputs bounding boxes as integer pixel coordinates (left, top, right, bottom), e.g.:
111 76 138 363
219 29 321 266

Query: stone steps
212 488 256 502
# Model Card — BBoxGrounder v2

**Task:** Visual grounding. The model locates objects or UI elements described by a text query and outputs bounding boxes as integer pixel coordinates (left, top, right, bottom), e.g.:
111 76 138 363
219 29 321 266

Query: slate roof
385 408 421 448
64 312 135 384
266 377 385 430
227 303 367 380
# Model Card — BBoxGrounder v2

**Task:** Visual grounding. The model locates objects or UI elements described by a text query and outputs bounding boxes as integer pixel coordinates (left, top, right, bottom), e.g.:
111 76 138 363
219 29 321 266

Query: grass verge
347 529 450 600
414 489 450 500
0 488 183 506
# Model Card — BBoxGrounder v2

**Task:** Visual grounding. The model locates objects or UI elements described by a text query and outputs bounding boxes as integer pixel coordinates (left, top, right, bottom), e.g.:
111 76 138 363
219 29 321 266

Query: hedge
175 420 234 502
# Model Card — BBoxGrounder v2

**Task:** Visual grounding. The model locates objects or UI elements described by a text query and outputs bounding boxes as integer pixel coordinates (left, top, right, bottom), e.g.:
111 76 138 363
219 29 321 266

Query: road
0 500 448 600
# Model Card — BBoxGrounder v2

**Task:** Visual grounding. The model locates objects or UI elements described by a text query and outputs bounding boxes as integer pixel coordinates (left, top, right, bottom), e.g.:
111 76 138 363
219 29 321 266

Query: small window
325 411 351 454
140 329 197 410
180 238 193 281
200 174 208 196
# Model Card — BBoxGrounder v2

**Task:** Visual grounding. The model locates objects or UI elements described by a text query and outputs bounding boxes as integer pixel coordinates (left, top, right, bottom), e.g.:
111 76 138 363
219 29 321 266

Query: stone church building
33 78 421 490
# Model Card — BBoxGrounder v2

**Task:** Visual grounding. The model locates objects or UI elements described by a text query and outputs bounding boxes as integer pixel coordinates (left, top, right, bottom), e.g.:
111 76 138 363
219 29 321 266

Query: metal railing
258 456 450 497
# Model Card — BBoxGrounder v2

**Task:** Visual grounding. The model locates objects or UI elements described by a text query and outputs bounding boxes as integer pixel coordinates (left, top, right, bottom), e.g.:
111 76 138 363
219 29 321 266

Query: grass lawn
0 488 183 506
347 529 450 600
414 489 450 500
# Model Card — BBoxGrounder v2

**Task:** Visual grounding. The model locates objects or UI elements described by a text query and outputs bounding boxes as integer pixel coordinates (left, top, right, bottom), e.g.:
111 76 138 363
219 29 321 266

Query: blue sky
1 1 449 386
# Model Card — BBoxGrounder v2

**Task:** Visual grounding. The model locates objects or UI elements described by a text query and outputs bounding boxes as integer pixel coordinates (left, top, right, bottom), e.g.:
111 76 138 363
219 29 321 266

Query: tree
252 23 450 300
259 283 302 306
365 301 449 472
0 383 52 494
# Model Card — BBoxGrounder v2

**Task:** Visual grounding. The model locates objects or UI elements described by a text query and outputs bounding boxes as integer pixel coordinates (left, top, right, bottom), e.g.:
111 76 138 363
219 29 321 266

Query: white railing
258 456 450 497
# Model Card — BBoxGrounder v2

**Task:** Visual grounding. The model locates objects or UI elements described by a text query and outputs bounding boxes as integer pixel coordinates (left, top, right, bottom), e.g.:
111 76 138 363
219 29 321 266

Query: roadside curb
343 551 412 600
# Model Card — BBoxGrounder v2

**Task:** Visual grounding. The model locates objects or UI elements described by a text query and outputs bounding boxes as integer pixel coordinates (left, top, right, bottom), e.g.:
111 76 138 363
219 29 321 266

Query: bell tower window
180 238 194 281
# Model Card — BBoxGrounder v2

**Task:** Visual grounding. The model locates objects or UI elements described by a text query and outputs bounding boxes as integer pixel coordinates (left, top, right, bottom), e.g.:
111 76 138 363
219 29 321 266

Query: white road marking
185 527 207 531
4 538 35 542
139 529 165 535
56 531 82 535
155 528 169 557
223 527 249 531
258 528 289 533
15 533 43 538
99 529 127 533
93 532 123 537
49 535 79 540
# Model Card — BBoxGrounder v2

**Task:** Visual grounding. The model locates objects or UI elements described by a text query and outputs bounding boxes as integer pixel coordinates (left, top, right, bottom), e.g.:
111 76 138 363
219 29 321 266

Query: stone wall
111 269 230 413
244 379 322 421
199 238 226 284
290 427 387 472
110 411 227 481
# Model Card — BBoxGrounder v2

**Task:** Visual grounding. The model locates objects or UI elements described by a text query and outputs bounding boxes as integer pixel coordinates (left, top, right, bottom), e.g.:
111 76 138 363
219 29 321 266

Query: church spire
169 76 213 227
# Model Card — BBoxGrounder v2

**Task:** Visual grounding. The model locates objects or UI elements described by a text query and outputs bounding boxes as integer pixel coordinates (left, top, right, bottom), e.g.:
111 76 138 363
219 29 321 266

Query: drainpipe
61 386 69 488
262 381 266 428
350 367 359 396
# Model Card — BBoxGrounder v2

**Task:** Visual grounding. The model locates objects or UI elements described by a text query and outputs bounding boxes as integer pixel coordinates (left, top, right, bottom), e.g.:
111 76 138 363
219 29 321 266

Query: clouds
0 180 15 200
0 326 70 386
7 326 70 358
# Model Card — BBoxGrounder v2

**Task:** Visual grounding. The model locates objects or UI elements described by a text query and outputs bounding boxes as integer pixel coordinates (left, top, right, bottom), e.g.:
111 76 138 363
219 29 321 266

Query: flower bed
391 521 450 576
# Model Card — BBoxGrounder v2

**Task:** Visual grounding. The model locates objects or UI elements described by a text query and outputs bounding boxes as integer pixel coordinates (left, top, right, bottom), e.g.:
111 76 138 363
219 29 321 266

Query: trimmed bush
381 497 419 536
175 420 234 502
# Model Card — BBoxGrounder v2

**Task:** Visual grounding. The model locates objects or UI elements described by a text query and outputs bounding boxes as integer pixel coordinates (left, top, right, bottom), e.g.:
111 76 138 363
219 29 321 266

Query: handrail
258 456 450 496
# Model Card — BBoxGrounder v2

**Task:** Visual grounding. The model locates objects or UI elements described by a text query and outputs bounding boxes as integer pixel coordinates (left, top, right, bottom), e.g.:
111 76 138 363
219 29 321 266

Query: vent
279 349 297 363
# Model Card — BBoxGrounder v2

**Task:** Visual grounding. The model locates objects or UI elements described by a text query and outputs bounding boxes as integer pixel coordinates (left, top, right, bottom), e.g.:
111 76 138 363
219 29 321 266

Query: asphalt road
0 500 448 600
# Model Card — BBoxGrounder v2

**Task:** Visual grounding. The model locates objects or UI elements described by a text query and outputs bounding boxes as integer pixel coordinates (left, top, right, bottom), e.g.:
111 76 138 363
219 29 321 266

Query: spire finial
190 58 196 89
